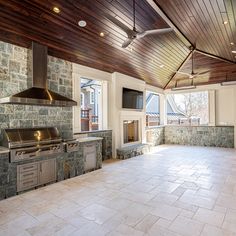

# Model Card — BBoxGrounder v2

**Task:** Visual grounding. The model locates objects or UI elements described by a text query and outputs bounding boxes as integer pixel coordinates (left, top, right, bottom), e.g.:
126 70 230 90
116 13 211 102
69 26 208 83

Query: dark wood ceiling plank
0 3 180 80
22 0 188 74
154 0 236 63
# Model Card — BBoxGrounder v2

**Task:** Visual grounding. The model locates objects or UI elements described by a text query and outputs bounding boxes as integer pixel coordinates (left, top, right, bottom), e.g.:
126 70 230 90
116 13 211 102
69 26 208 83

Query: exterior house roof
146 93 186 118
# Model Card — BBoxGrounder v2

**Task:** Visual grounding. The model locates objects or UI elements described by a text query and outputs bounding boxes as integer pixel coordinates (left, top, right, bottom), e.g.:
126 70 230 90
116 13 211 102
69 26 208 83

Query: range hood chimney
0 42 77 106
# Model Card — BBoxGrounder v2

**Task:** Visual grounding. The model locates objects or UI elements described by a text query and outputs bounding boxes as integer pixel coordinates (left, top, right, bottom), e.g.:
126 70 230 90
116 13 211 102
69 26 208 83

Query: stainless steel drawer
18 163 38 173
18 177 38 192
19 169 38 181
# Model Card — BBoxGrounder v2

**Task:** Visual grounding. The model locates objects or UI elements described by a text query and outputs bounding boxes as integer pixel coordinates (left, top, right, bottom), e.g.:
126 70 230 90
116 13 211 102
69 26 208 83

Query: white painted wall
110 72 147 158
215 87 235 125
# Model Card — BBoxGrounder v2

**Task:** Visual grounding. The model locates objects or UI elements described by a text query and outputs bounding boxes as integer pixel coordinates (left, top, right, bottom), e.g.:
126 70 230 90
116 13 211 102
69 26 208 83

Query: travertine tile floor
1 145 236 236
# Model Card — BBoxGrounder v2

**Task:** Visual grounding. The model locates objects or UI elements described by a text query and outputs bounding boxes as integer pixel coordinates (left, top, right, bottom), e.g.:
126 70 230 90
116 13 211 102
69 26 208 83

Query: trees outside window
167 91 208 125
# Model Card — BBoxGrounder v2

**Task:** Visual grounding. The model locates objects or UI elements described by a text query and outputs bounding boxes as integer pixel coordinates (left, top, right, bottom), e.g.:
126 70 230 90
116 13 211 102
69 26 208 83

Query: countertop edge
0 147 10 154
76 137 103 143
74 129 112 135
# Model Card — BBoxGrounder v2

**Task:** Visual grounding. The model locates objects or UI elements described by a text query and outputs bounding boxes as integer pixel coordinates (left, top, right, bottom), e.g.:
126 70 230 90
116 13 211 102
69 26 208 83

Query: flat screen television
122 87 143 109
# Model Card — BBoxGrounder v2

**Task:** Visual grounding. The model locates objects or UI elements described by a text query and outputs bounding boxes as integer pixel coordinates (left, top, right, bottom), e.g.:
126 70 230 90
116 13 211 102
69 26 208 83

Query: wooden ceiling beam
195 49 236 65
164 50 193 89
146 0 192 48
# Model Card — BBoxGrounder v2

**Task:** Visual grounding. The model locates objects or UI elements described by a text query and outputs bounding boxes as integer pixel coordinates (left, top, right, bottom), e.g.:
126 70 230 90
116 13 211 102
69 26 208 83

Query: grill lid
2 127 62 148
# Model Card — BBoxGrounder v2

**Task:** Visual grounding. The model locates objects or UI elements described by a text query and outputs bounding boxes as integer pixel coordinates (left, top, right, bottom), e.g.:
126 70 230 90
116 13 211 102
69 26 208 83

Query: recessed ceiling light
52 6 60 13
129 47 134 52
159 64 165 68
230 42 234 45
223 21 228 25
232 50 236 53
78 20 87 27
100 32 105 37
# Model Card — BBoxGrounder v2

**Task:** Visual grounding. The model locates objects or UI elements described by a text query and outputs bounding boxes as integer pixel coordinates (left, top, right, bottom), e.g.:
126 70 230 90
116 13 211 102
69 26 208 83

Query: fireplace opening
123 120 139 144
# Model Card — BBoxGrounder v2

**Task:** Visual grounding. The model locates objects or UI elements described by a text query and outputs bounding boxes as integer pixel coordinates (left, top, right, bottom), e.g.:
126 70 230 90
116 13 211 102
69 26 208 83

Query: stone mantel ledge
0 146 9 154
145 126 165 130
76 137 103 143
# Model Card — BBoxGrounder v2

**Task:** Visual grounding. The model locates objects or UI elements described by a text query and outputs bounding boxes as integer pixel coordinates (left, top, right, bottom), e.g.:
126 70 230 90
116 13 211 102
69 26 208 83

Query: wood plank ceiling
166 51 236 89
0 0 235 88
0 0 189 88
154 0 236 88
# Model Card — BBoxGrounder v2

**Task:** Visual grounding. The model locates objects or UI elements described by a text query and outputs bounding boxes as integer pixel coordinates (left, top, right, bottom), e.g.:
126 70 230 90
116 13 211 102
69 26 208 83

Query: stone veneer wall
165 126 234 148
0 41 73 140
146 126 165 146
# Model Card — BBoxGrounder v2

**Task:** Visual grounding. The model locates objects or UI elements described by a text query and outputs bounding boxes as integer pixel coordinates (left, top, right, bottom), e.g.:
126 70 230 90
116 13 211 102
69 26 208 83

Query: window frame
166 91 209 126
90 90 95 104
145 90 161 128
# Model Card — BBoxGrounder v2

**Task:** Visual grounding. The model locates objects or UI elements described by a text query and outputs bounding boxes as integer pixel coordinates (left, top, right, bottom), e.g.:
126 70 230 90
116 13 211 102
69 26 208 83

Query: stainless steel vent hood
0 42 77 106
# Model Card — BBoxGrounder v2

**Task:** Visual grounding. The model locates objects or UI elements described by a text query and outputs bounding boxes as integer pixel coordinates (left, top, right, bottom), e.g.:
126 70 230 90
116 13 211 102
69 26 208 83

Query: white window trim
165 91 210 126
146 90 161 127
72 63 109 133
90 91 95 104
80 92 85 108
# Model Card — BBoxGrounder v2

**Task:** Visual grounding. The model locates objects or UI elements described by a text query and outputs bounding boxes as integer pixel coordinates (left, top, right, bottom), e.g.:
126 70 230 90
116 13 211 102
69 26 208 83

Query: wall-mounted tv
122 87 143 109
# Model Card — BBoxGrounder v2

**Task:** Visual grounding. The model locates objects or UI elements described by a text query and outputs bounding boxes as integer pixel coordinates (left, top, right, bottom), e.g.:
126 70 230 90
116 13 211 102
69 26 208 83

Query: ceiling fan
176 48 211 78
104 0 173 48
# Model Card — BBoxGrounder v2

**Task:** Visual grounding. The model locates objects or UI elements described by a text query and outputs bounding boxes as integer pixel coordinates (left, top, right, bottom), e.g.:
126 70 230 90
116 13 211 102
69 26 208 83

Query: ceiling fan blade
104 13 133 37
122 38 134 48
175 71 191 76
137 28 173 39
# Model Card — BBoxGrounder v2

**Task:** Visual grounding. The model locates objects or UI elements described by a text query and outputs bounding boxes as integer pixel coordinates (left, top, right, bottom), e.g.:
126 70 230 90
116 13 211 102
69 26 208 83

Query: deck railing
81 109 98 131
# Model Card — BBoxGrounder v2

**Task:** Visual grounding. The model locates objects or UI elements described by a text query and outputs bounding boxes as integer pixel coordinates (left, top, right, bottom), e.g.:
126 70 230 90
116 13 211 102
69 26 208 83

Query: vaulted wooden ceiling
166 51 236 89
154 0 236 62
0 0 235 89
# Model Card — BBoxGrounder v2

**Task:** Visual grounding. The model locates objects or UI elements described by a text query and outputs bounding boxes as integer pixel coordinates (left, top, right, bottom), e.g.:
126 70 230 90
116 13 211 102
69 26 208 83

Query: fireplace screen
123 120 139 144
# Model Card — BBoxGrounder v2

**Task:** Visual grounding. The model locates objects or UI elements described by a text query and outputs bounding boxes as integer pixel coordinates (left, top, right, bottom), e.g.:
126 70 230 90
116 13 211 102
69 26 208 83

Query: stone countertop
74 129 112 135
76 137 103 143
0 146 10 154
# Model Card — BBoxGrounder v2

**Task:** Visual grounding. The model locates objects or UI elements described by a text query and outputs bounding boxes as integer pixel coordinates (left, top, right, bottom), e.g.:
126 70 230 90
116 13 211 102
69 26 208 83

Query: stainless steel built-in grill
2 127 63 162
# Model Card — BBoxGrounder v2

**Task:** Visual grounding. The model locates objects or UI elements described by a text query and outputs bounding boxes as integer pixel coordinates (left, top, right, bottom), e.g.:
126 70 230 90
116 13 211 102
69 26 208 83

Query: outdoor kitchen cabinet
17 158 56 192
84 143 97 172
38 159 56 185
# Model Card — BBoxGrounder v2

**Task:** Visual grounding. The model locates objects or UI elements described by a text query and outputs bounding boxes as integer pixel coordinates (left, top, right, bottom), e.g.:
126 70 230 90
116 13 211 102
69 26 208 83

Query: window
166 91 208 125
80 78 101 131
146 91 160 127
80 93 84 108
90 91 95 104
